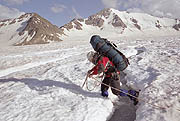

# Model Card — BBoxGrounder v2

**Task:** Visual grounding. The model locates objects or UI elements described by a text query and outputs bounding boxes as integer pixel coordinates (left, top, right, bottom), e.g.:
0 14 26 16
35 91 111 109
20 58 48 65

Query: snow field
0 36 180 121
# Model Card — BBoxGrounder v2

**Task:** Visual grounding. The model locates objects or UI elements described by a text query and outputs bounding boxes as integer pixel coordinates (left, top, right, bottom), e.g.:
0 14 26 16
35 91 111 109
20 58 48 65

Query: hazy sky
0 0 180 26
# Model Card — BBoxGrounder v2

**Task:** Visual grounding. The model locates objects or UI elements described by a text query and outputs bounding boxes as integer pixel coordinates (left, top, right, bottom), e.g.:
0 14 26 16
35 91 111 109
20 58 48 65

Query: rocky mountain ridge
17 13 64 45
0 13 63 46
60 8 180 37
0 8 180 46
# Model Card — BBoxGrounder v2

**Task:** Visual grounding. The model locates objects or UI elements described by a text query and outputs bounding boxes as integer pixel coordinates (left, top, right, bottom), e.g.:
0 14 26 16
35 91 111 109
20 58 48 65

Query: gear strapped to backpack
93 53 120 80
90 35 130 71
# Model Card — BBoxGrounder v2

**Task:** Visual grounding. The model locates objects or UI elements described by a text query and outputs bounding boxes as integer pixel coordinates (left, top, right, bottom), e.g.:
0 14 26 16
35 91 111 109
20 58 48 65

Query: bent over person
87 51 139 105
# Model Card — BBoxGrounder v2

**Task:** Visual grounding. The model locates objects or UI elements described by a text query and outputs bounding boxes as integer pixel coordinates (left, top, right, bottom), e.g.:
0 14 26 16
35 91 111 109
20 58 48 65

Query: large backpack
90 35 130 71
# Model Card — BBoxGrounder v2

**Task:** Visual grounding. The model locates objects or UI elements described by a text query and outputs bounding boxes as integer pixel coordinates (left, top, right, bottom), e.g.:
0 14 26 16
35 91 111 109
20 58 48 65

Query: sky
0 0 180 27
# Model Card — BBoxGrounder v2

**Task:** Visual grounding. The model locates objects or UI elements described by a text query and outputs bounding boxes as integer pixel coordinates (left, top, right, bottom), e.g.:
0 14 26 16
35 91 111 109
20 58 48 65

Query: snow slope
0 14 32 46
0 35 180 121
0 13 62 46
1 8 179 46
60 8 180 41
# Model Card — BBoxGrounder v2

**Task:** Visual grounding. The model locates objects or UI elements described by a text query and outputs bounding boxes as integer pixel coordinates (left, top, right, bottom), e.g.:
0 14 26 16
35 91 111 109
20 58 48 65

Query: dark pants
101 77 120 96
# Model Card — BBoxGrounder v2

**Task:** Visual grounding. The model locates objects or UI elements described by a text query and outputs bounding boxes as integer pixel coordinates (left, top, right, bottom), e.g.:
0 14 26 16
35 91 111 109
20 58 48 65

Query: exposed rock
77 18 84 22
62 8 127 30
131 18 141 30
16 13 64 45
0 19 11 23
9 19 16 25
173 24 180 31
0 19 10 27
85 8 111 27
61 18 83 31
60 8 127 33
1 8 180 46
131 18 138 24
0 23 5 28
173 19 180 31
111 14 127 28
98 8 112 19
61 22 73 31
134 24 141 30
155 20 161 29
73 20 83 30
85 16 104 27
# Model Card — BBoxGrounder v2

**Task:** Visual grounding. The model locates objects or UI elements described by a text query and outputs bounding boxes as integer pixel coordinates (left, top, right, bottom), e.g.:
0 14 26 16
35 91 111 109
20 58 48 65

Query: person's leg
128 90 140 105
110 78 121 96
101 77 110 97
119 71 127 85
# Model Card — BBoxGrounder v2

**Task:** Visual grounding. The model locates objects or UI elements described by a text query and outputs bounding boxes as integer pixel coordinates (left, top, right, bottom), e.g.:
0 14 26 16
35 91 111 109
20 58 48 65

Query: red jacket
91 57 116 76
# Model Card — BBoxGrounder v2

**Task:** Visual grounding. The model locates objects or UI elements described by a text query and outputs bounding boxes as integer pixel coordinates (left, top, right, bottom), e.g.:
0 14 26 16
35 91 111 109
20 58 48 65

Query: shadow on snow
0 78 101 98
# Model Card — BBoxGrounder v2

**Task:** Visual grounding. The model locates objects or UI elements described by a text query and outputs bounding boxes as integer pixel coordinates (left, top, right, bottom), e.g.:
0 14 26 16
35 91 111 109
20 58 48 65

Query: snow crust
0 35 180 121
0 14 32 46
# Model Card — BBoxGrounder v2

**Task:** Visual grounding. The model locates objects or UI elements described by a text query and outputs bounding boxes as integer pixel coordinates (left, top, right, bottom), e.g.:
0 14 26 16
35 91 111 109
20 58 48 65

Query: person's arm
88 65 99 77
89 64 105 78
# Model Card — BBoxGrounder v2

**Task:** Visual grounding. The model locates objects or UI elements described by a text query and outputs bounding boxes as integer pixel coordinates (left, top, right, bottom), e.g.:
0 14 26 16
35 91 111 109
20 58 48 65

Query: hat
87 51 100 64
87 51 95 62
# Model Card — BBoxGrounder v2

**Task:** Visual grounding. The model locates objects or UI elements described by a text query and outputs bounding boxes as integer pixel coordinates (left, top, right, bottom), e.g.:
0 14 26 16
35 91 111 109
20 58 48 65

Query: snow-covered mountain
60 8 180 40
0 8 180 46
0 13 63 46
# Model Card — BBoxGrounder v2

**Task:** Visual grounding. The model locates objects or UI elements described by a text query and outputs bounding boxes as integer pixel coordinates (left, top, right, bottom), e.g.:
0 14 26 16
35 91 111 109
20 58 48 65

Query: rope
83 75 180 112
82 73 101 91
85 78 100 91
83 59 109 91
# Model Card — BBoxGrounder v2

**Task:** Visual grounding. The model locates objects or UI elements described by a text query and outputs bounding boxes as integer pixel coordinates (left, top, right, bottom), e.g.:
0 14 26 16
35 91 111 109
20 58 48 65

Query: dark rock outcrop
16 13 63 45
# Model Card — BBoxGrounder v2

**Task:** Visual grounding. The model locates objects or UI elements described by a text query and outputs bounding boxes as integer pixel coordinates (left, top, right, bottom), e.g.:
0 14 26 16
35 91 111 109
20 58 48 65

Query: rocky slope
0 8 180 46
60 8 180 40
0 13 63 46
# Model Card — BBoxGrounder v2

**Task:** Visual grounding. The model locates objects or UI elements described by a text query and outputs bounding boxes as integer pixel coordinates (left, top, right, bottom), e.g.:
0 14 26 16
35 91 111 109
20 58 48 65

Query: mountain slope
0 13 63 46
60 8 180 40
0 8 180 46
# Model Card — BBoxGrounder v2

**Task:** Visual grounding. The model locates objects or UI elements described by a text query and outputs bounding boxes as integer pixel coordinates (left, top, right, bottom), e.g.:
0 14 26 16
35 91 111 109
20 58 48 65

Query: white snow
60 9 180 42
1 10 180 47
0 9 180 121
0 14 32 46
0 34 180 121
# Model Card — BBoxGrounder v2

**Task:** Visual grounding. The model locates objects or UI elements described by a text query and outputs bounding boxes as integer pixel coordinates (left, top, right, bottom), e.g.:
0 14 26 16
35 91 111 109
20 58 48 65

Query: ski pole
82 73 89 88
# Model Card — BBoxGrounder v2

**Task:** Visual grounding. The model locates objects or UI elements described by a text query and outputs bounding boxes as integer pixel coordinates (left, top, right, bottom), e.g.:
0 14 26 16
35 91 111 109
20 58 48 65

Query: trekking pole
82 73 89 88
91 76 138 98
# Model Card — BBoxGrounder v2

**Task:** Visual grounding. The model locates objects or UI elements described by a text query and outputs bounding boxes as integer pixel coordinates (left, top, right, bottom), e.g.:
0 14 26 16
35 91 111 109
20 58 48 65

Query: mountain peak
16 13 64 45
59 8 180 41
60 8 127 32
1 9 180 46
0 13 64 46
